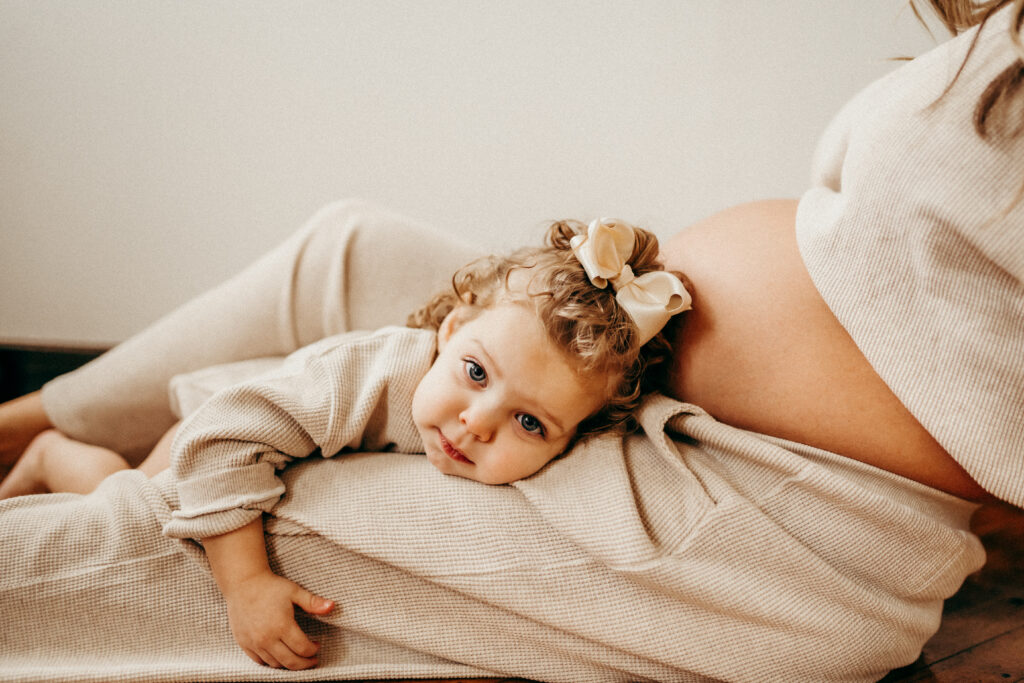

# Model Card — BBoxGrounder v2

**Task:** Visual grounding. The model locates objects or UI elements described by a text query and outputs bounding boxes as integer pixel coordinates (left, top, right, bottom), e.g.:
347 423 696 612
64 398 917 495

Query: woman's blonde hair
407 220 687 440
912 0 1024 137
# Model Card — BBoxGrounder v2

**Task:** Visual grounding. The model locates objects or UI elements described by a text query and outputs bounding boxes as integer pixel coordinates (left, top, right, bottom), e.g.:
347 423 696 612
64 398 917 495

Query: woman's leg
31 200 481 464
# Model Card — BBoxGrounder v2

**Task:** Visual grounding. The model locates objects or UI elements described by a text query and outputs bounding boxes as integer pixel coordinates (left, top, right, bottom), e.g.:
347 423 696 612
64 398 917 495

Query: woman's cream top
796 6 1024 507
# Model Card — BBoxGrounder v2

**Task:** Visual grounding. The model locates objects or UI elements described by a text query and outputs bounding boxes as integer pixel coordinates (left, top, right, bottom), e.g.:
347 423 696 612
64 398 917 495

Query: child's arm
202 516 334 670
162 331 433 666
163 329 434 542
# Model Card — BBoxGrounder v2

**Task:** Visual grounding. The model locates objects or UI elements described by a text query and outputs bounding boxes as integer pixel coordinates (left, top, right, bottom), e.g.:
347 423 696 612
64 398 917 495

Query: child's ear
437 305 469 350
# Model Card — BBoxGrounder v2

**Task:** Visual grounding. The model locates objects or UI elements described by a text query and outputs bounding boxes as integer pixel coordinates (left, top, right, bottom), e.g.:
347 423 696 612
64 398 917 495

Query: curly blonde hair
407 220 688 440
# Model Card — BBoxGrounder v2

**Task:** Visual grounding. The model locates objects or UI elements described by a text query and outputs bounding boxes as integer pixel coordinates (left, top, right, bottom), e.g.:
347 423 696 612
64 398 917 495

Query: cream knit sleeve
162 327 436 539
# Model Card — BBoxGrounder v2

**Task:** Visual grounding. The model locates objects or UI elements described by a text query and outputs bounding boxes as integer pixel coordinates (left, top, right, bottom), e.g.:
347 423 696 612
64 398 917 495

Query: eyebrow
470 336 566 434
472 336 503 380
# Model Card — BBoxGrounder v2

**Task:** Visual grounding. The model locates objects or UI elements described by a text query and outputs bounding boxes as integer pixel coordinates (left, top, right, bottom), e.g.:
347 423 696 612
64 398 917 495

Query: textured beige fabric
164 327 435 539
169 356 285 419
796 4 1024 507
0 395 984 682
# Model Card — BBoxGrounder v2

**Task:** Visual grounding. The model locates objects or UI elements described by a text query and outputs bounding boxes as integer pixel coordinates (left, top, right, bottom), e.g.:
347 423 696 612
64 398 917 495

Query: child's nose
459 404 495 442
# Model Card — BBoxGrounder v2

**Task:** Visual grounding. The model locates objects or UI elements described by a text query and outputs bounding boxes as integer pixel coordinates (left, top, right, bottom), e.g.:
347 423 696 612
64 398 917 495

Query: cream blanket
0 395 982 682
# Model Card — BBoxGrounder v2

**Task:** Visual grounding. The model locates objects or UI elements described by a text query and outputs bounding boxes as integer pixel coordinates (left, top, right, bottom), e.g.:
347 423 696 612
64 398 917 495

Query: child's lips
438 430 474 464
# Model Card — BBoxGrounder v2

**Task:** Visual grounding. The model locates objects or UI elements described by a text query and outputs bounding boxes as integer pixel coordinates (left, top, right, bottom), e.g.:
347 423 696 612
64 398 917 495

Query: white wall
0 1 941 346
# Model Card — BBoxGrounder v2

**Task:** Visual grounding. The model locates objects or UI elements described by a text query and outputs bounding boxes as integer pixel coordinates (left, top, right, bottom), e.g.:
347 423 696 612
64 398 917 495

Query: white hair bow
570 218 692 345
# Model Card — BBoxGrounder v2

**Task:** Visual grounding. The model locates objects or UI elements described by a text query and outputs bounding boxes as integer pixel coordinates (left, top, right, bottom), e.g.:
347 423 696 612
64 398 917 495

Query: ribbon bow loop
570 218 691 345
569 219 636 289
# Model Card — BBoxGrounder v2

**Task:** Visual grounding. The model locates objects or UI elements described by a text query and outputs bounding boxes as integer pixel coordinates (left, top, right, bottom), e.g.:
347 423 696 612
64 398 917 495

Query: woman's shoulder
660 199 989 501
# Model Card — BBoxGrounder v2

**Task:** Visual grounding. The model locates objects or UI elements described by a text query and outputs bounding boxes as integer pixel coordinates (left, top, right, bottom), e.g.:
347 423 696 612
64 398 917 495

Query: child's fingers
266 638 318 670
256 647 283 669
283 621 321 659
292 585 334 616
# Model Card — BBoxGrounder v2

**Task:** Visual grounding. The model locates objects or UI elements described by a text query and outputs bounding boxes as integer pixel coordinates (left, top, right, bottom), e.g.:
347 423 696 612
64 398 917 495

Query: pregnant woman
1 1 1020 681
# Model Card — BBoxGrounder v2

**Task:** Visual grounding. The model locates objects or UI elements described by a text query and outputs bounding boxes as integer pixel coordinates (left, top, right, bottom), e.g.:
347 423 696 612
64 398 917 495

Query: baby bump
659 199 986 500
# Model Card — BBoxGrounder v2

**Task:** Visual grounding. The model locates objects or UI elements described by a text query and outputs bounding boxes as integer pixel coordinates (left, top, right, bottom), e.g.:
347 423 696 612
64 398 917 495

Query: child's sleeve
161 328 435 540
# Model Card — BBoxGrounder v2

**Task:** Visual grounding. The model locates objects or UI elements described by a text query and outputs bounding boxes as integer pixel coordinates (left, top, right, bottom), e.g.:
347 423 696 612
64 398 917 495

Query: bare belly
660 199 988 501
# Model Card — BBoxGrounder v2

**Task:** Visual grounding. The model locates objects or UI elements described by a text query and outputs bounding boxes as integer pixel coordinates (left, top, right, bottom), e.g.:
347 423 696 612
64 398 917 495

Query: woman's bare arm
661 199 988 501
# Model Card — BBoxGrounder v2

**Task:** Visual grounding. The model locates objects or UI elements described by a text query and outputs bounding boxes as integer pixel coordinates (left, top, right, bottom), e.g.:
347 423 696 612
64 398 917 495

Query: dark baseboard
0 346 107 403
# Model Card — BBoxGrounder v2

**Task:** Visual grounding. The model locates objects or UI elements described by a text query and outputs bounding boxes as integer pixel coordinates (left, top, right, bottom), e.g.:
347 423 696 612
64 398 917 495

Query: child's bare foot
0 429 59 498
0 392 53 473
0 428 129 499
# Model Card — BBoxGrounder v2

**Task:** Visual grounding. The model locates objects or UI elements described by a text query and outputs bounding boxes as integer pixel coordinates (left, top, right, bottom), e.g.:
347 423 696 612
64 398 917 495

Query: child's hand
200 517 335 669
221 570 335 669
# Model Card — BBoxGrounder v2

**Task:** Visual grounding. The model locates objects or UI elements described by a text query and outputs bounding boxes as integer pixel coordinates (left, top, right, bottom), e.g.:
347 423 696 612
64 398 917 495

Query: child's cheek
409 373 434 430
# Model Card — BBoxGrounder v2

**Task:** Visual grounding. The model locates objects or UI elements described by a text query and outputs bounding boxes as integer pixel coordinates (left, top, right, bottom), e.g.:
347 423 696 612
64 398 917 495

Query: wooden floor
880 502 1024 682
3 346 1022 682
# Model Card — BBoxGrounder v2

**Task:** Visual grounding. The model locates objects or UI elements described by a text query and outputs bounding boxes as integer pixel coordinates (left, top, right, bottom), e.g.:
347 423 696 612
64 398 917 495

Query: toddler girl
1 217 689 670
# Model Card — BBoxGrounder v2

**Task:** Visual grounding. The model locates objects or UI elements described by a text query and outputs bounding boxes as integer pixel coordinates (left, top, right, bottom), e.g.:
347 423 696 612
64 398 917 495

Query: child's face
411 302 607 485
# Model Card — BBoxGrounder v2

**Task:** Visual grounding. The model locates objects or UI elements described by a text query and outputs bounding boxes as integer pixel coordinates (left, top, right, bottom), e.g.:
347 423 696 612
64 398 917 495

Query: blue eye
464 359 487 385
517 413 545 435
